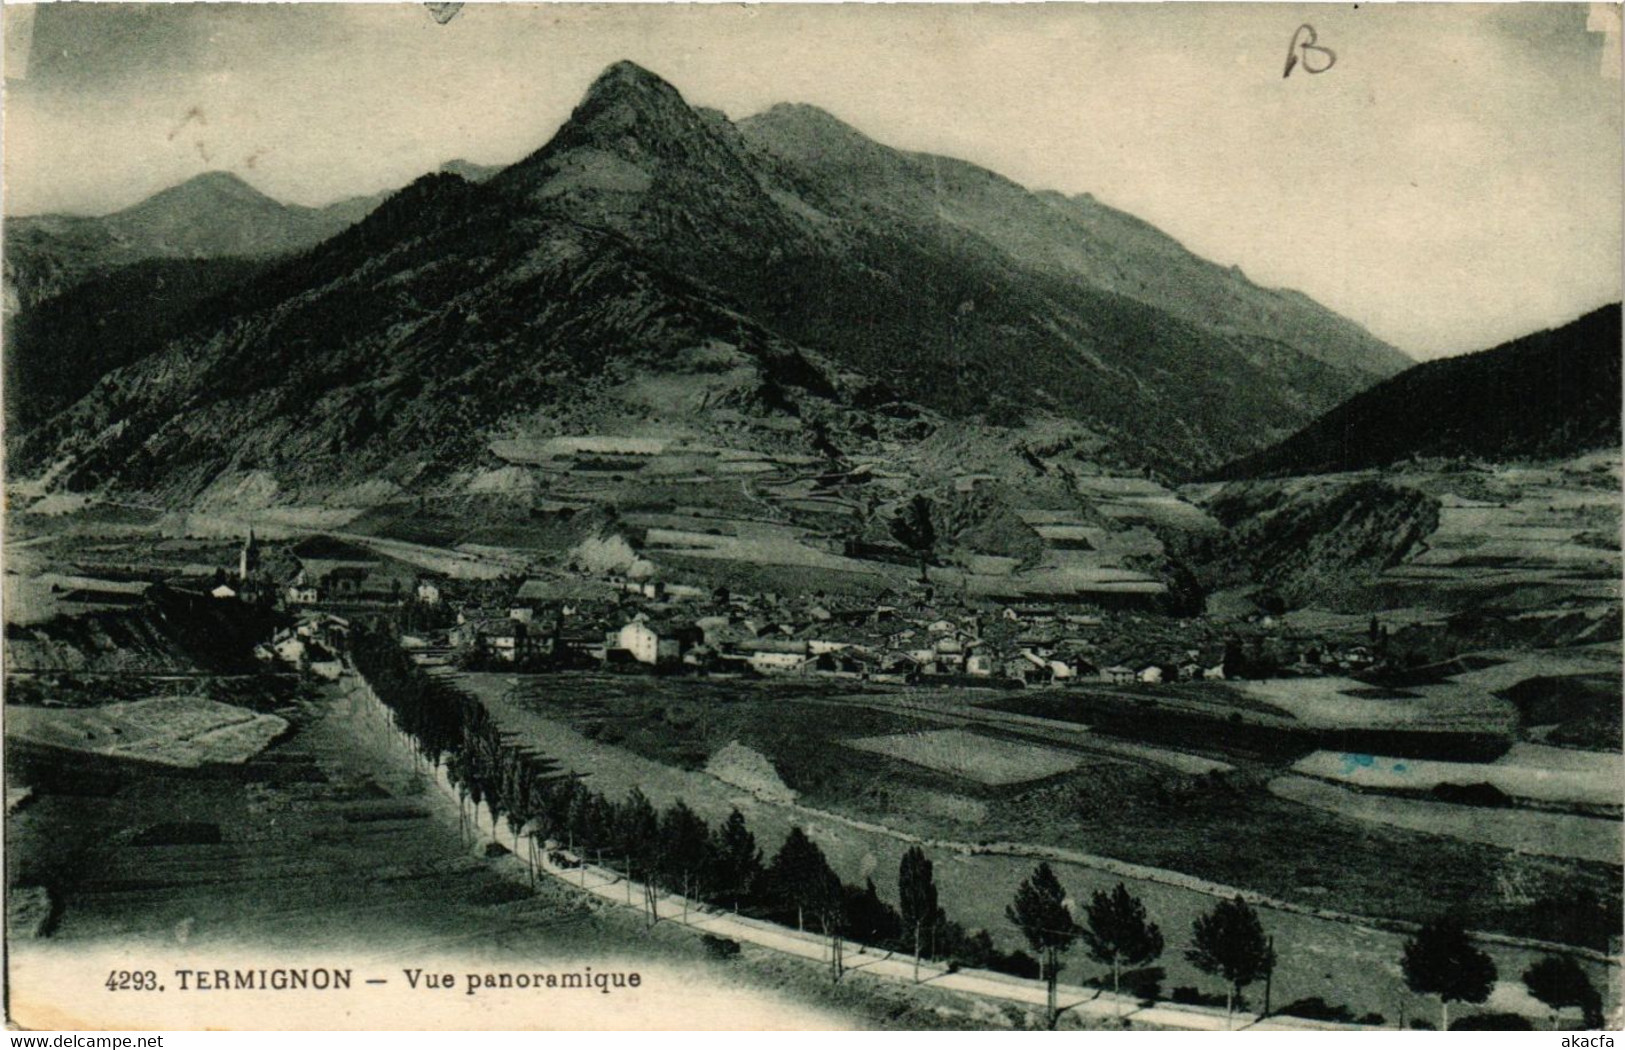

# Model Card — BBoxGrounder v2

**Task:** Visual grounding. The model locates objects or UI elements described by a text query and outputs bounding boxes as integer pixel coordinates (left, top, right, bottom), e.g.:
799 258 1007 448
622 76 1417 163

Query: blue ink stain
1340 753 1376 774
1392 762 1408 774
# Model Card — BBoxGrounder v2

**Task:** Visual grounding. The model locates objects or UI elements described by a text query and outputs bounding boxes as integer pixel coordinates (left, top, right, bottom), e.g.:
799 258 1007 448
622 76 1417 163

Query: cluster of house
255 612 351 678
424 578 1239 687
212 533 1378 687
1290 642 1379 675
204 533 421 607
281 536 420 606
603 613 1119 684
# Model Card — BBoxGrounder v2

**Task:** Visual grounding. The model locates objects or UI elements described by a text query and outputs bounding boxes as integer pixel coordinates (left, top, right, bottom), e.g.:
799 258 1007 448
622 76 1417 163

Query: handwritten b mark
1283 24 1336 78
424 3 463 26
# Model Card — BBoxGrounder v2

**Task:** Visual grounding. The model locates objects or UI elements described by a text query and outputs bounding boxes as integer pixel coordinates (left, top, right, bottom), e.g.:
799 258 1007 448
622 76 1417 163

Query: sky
3 2 1620 359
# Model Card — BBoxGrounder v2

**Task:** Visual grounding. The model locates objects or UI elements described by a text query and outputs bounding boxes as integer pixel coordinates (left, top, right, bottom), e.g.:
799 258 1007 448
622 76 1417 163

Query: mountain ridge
1213 303 1623 480
737 100 1409 381
12 59 1413 506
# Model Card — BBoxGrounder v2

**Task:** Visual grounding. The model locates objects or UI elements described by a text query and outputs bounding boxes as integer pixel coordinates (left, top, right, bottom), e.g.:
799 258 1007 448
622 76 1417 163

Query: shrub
1430 781 1512 807
1170 986 1230 1008
702 935 741 960
985 950 1041 980
1450 1013 1533 1031
1088 968 1163 1002
1277 997 1355 1023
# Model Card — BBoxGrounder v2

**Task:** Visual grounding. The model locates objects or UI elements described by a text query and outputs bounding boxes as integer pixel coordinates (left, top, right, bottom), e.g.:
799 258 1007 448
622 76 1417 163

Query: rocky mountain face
1216 304 1623 479
4 256 273 429
1196 478 1443 607
12 61 1409 505
2 171 384 313
737 103 1410 380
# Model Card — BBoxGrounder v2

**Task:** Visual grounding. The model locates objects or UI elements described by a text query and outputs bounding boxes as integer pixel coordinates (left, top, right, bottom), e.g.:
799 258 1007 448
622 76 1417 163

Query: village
224 531 1387 690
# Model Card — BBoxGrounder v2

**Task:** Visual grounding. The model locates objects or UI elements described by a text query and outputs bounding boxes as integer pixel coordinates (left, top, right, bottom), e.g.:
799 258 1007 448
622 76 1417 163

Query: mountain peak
170 170 273 200
576 59 687 116
188 170 256 190
111 171 286 226
738 102 896 172
530 58 708 158
587 59 672 91
746 102 862 136
498 58 742 197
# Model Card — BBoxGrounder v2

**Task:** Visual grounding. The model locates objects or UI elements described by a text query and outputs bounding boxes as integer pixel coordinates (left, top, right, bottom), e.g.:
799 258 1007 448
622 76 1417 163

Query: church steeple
239 529 260 581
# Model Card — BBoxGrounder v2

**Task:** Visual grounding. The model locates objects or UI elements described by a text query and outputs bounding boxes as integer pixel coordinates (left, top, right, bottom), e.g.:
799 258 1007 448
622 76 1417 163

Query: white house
287 584 320 605
1136 665 1164 684
618 621 661 665
309 659 343 680
615 620 701 665
966 653 995 676
416 580 442 605
211 583 238 600
747 650 810 675
273 635 308 664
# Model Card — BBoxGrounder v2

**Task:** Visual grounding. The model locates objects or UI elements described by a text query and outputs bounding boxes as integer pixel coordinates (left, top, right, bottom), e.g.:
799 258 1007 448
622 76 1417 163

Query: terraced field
1270 776 1621 864
1291 744 1622 809
1232 677 1517 733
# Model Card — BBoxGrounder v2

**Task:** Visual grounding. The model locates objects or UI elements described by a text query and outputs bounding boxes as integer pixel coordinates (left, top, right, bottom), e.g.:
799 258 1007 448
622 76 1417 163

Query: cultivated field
1447 650 1623 693
1291 744 1622 809
844 729 1084 785
1232 677 1516 733
1270 775 1622 864
460 673 1620 955
6 697 287 768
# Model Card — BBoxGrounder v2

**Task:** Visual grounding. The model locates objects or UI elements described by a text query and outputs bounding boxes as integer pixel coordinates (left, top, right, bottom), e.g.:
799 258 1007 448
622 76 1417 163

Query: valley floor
6 679 1057 1030
440 670 1620 1027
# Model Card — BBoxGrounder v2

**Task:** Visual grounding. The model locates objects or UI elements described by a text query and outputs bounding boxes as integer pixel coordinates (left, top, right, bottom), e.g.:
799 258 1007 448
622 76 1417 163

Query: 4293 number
106 970 163 992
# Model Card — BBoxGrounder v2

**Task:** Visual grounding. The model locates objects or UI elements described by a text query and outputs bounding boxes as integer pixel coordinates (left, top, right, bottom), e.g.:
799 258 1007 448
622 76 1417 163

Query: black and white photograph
2 1 1621 1033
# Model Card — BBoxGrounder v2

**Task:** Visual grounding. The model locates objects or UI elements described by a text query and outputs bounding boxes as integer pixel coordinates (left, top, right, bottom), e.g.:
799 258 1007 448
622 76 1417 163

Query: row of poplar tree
351 629 1605 1032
